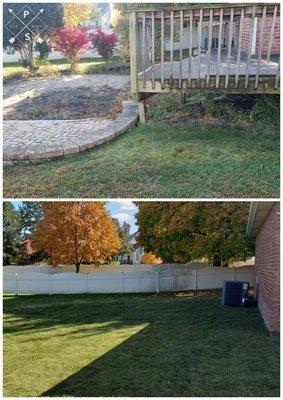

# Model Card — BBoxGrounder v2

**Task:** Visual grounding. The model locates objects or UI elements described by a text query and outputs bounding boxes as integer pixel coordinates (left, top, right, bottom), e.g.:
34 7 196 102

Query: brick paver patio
4 75 138 163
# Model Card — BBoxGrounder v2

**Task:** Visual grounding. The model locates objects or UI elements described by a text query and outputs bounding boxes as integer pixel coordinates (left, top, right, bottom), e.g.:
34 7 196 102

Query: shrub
146 93 203 121
89 28 118 61
249 95 280 125
34 58 55 77
35 41 51 60
204 93 240 121
51 26 90 71
141 252 162 264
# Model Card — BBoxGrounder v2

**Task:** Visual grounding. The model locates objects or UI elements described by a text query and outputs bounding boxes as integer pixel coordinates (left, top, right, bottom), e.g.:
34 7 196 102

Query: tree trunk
28 41 34 71
75 263 80 273
20 42 37 72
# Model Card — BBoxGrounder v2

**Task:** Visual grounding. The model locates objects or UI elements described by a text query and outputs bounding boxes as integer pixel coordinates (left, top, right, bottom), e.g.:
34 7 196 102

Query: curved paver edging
4 101 138 165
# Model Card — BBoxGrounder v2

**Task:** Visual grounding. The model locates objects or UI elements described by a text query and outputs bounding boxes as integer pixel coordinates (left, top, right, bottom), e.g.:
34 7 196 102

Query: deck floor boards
139 49 279 79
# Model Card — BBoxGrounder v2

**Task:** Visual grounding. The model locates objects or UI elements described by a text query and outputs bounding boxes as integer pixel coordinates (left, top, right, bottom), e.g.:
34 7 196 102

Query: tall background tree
3 203 22 265
136 202 254 265
3 202 46 265
18 202 43 234
18 202 46 264
63 3 93 26
3 3 63 70
114 220 133 258
32 202 121 273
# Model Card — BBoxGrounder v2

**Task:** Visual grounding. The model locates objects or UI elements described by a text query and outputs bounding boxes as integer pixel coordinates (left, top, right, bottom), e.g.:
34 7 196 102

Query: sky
106 201 138 233
11 200 138 234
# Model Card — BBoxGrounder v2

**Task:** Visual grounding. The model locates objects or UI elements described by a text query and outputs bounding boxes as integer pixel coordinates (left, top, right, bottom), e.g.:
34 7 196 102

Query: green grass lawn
3 291 279 397
4 120 279 198
3 56 126 78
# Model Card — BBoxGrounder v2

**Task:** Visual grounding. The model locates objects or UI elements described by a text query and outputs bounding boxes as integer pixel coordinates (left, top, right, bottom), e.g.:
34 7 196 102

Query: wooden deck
138 50 279 92
129 4 280 99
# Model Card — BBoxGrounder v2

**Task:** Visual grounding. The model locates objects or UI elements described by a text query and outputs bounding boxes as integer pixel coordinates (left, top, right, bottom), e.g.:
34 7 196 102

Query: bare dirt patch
4 85 128 120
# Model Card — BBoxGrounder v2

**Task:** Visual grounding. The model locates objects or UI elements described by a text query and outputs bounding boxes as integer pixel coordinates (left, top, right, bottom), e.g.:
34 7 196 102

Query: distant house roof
129 231 138 243
246 201 275 238
22 238 34 255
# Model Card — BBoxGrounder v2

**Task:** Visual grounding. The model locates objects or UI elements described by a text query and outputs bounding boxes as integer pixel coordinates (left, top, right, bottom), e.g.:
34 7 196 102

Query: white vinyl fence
3 264 254 295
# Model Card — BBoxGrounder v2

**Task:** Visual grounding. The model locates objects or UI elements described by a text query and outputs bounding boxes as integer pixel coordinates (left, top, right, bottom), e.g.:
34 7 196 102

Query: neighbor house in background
82 3 117 32
246 202 280 335
166 10 280 54
129 231 144 264
116 231 144 264
22 238 34 255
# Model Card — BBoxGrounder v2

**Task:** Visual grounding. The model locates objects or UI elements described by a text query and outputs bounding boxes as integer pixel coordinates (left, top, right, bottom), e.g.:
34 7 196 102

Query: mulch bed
4 85 128 120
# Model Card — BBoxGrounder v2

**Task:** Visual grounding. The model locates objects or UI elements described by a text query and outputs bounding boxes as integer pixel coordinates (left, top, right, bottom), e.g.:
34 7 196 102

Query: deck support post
138 101 146 124
129 12 138 98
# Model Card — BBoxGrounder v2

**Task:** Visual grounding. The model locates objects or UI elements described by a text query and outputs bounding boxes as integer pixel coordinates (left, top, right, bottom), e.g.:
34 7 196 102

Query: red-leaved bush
89 29 118 61
51 26 90 70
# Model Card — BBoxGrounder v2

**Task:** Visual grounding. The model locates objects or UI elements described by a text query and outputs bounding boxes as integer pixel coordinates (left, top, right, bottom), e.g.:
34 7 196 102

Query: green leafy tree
136 202 254 265
114 219 133 256
18 201 43 234
35 41 51 60
17 201 48 264
90 7 102 28
3 203 22 265
3 3 63 71
112 7 130 62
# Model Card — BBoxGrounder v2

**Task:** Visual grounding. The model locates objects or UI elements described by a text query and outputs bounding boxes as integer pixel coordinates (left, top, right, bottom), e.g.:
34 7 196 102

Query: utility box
221 281 249 307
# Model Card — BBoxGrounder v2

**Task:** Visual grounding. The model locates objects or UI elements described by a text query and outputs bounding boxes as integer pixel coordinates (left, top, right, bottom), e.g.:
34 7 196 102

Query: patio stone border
4 101 138 166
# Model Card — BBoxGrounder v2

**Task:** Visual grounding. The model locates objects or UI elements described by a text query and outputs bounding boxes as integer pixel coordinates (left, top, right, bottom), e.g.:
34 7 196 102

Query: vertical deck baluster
188 9 193 87
197 8 203 86
267 5 278 63
235 7 244 88
255 6 266 89
179 10 184 89
216 8 223 88
206 9 213 87
170 10 174 86
245 5 256 89
129 11 138 98
161 11 164 88
142 12 146 89
225 7 234 89
151 12 155 89
275 60 280 89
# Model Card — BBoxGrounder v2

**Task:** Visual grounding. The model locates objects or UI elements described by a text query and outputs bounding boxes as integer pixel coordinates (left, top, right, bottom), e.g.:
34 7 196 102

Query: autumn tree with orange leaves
32 202 120 273
141 252 162 265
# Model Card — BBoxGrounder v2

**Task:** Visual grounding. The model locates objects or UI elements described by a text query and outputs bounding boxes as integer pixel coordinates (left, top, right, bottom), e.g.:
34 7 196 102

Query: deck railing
129 4 280 96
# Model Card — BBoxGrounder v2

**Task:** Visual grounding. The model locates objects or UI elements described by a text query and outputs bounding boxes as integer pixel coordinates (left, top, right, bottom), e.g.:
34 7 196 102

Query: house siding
241 16 280 54
255 203 280 335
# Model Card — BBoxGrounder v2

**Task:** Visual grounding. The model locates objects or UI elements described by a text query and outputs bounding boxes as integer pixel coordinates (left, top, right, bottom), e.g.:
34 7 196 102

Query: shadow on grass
3 293 280 397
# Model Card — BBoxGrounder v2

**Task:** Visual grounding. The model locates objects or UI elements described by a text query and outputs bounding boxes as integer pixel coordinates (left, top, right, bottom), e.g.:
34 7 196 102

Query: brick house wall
241 16 280 54
255 203 280 334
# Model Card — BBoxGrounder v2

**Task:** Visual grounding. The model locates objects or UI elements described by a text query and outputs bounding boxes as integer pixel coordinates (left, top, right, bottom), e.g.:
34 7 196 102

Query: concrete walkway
3 75 139 164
